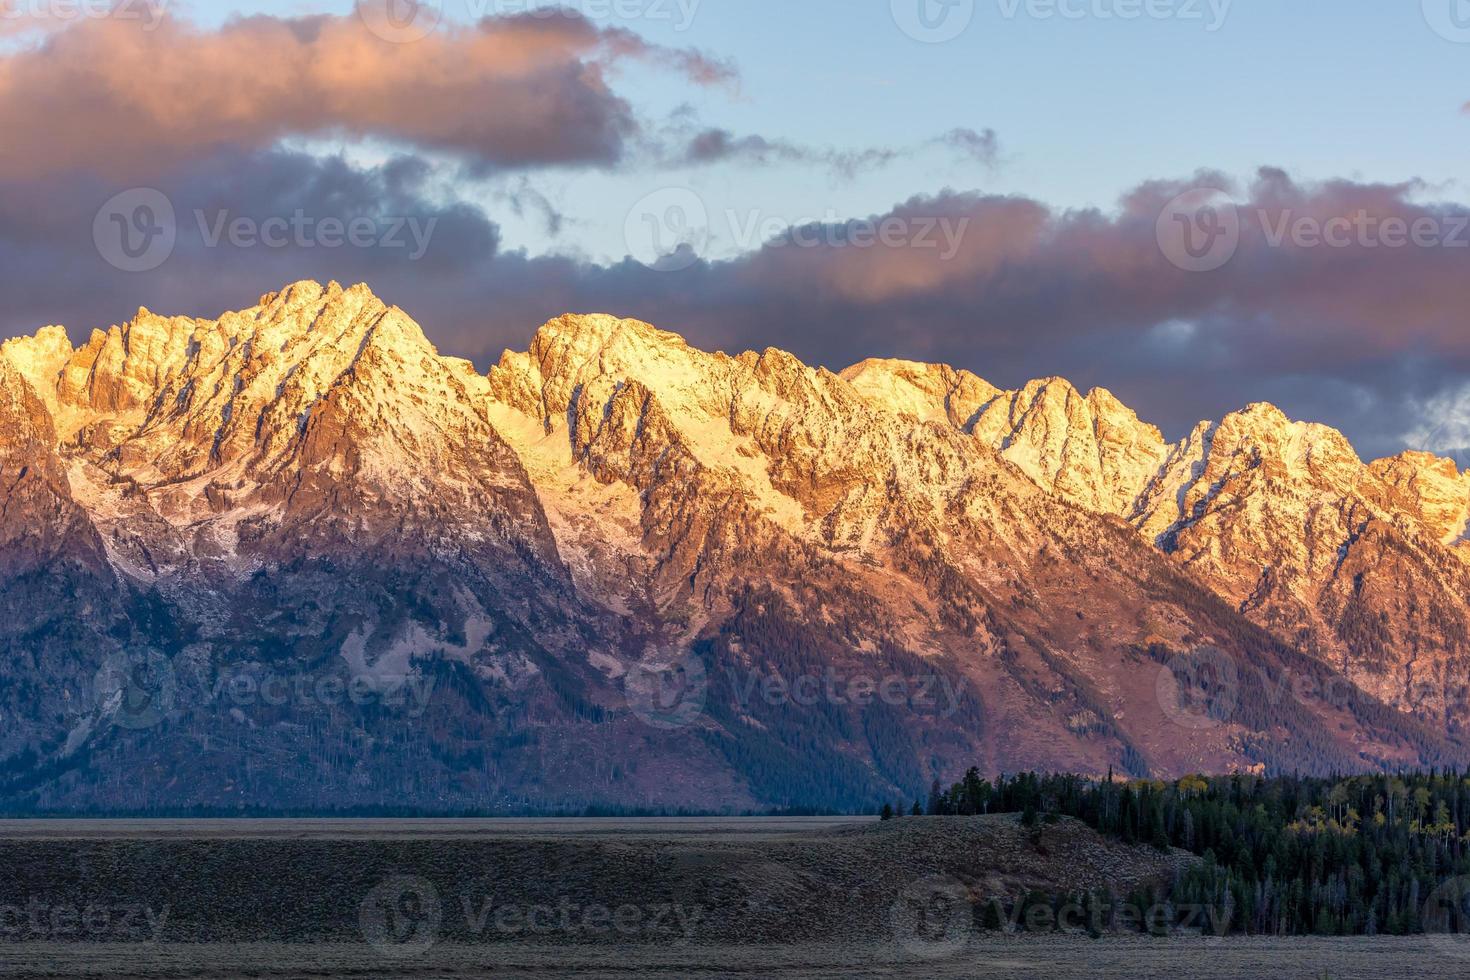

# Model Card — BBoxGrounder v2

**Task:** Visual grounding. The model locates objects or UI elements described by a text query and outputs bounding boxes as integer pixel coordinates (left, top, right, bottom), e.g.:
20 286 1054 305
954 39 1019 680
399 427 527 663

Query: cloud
936 128 1001 168
495 176 569 237
2 155 1469 461
0 10 735 180
675 127 1000 178
525 170 1470 458
682 130 816 167
0 148 501 339
1403 383 1470 468
677 127 901 177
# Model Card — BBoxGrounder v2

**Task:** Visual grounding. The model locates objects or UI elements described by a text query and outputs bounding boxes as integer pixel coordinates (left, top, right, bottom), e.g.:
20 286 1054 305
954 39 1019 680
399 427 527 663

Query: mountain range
2 280 1467 813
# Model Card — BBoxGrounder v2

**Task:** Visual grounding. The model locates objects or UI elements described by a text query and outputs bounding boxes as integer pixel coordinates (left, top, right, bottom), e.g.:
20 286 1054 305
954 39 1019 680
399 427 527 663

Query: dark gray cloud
0 149 499 338
676 127 1000 178
3 156 1468 461
682 130 821 167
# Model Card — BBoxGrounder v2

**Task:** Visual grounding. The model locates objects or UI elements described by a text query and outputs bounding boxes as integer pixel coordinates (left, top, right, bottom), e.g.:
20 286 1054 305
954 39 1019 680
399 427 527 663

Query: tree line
882 769 1470 936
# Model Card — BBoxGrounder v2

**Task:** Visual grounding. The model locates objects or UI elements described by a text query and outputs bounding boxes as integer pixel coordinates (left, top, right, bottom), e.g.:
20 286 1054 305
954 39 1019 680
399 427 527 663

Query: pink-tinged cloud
0 11 736 179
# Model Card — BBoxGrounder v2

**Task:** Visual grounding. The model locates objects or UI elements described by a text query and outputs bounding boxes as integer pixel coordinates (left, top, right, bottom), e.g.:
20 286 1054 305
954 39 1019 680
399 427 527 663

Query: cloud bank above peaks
0 9 736 180
6 144 1468 460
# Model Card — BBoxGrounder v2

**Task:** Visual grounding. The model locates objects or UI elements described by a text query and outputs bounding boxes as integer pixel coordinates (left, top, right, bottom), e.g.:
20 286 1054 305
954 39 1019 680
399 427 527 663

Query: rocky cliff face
1 281 1466 813
841 356 1470 732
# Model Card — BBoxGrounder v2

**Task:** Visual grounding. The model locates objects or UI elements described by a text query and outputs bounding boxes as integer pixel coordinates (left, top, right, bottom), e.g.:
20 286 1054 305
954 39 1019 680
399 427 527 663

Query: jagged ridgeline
1 280 1468 813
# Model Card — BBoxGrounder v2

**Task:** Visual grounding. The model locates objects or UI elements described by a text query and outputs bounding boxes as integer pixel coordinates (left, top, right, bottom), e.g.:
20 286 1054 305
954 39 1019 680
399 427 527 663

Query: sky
2 0 1470 459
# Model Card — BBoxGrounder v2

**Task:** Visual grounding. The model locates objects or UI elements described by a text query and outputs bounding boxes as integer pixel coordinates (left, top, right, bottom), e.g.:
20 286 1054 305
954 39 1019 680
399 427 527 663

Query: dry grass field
0 817 1463 978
